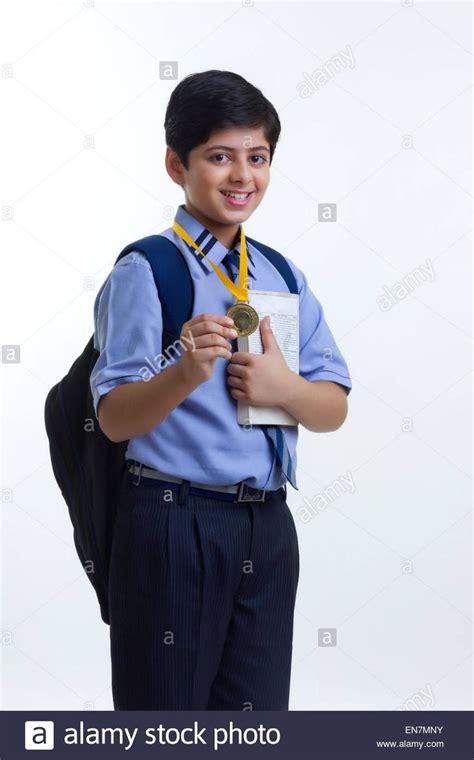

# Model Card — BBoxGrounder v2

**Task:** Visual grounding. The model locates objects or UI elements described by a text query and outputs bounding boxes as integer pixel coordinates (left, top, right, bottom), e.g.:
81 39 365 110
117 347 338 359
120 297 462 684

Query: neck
184 202 241 250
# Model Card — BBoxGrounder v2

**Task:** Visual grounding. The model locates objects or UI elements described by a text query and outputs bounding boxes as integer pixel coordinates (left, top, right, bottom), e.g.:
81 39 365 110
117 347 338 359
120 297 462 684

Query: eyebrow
205 144 270 153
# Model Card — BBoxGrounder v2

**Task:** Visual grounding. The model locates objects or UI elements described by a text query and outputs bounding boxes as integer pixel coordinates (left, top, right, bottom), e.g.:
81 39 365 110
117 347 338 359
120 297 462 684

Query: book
236 289 299 427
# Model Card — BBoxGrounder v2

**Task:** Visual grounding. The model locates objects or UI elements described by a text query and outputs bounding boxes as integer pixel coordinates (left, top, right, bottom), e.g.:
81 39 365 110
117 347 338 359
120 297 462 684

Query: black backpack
44 234 298 624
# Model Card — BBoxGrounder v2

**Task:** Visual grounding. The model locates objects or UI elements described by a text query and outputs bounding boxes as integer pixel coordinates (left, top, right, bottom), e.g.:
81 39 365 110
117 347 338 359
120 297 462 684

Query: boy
90 70 351 711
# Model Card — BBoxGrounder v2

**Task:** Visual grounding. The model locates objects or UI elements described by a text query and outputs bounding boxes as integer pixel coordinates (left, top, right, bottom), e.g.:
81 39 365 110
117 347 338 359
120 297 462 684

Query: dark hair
164 70 281 168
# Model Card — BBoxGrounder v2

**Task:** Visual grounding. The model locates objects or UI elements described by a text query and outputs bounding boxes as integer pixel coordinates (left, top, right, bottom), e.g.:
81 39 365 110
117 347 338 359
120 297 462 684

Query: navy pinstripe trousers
108 468 300 710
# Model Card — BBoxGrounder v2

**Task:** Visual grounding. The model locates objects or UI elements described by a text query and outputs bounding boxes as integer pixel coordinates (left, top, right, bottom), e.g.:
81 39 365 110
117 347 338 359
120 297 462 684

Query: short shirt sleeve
90 251 164 419
286 257 352 395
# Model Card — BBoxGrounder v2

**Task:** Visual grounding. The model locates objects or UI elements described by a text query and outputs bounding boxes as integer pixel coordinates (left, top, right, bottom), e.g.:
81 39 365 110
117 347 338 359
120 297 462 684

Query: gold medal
172 219 260 336
226 301 259 337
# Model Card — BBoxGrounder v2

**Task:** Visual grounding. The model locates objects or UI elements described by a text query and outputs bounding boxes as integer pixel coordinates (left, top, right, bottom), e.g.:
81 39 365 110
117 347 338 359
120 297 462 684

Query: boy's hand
177 312 238 386
226 315 294 406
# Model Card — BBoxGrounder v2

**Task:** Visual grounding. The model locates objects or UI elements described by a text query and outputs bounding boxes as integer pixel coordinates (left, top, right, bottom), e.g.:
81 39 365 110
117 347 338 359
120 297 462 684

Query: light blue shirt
90 204 352 489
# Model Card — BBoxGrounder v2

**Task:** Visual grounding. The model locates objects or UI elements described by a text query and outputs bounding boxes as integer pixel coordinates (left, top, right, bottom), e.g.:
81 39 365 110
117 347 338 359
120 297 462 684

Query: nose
228 155 253 185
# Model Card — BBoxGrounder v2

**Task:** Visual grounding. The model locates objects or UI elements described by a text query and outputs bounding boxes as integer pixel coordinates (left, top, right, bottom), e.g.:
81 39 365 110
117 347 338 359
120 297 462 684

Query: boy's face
167 126 271 230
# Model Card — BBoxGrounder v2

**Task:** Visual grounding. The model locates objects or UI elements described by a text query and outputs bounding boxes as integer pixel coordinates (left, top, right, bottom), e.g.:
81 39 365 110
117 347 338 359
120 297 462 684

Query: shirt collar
173 204 256 278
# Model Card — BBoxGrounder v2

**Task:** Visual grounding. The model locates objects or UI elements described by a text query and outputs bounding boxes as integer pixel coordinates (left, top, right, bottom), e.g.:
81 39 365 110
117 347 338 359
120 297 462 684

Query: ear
165 146 186 188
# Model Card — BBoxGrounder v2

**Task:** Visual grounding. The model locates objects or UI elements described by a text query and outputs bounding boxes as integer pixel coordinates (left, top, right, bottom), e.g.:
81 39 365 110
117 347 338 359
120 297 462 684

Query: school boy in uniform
90 70 352 711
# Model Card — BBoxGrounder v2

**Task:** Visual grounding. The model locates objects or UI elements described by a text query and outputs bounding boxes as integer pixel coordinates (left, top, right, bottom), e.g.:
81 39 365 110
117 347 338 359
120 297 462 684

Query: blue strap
246 237 298 294
116 235 193 351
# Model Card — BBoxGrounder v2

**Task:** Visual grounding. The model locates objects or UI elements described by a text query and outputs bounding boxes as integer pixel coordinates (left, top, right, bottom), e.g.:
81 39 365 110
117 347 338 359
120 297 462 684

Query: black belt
126 460 286 503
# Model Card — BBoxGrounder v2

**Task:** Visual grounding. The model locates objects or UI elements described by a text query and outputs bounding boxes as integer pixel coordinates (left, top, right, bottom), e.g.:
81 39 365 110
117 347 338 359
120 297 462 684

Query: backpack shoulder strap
116 235 194 347
246 237 298 294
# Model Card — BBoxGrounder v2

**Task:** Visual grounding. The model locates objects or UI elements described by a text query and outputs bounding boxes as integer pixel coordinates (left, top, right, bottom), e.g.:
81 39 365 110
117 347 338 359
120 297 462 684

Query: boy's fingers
188 346 232 362
226 363 246 376
184 313 234 331
229 351 252 364
183 320 237 339
191 334 233 350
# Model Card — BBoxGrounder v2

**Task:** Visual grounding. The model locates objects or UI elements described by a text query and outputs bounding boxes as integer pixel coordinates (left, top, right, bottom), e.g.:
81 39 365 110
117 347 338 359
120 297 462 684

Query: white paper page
236 290 299 426
247 290 299 371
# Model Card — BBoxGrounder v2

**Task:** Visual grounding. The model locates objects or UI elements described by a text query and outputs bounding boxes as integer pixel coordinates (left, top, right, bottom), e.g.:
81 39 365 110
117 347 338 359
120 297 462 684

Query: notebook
236 290 299 426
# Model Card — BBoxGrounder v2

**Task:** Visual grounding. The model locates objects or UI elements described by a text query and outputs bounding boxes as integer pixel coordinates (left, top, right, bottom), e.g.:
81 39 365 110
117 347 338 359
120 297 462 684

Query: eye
210 153 268 165
210 153 230 163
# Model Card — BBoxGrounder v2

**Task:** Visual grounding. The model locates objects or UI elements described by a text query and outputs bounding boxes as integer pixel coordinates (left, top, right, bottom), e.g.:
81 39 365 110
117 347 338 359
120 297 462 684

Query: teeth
222 191 249 200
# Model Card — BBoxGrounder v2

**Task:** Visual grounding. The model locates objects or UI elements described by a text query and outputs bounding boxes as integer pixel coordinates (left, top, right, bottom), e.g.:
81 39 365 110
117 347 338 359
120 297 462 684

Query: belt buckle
131 460 143 486
236 482 266 502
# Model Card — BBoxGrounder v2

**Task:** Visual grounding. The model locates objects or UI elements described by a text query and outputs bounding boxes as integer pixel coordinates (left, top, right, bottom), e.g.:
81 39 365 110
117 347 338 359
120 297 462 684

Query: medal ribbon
172 221 249 303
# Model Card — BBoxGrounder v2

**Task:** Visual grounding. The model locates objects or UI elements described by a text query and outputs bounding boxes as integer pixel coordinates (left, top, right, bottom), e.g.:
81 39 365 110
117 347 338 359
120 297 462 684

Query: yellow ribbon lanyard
172 221 249 303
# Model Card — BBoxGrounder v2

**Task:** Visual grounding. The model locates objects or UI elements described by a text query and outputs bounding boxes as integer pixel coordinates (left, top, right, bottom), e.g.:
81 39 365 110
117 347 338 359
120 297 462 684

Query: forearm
98 362 199 443
280 375 348 433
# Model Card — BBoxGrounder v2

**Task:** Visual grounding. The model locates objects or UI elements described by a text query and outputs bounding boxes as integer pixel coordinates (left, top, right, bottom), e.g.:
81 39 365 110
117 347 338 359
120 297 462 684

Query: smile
220 190 254 206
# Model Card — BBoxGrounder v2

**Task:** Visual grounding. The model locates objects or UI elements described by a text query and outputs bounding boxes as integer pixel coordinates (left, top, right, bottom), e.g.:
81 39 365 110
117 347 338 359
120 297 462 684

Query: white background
1 0 472 710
